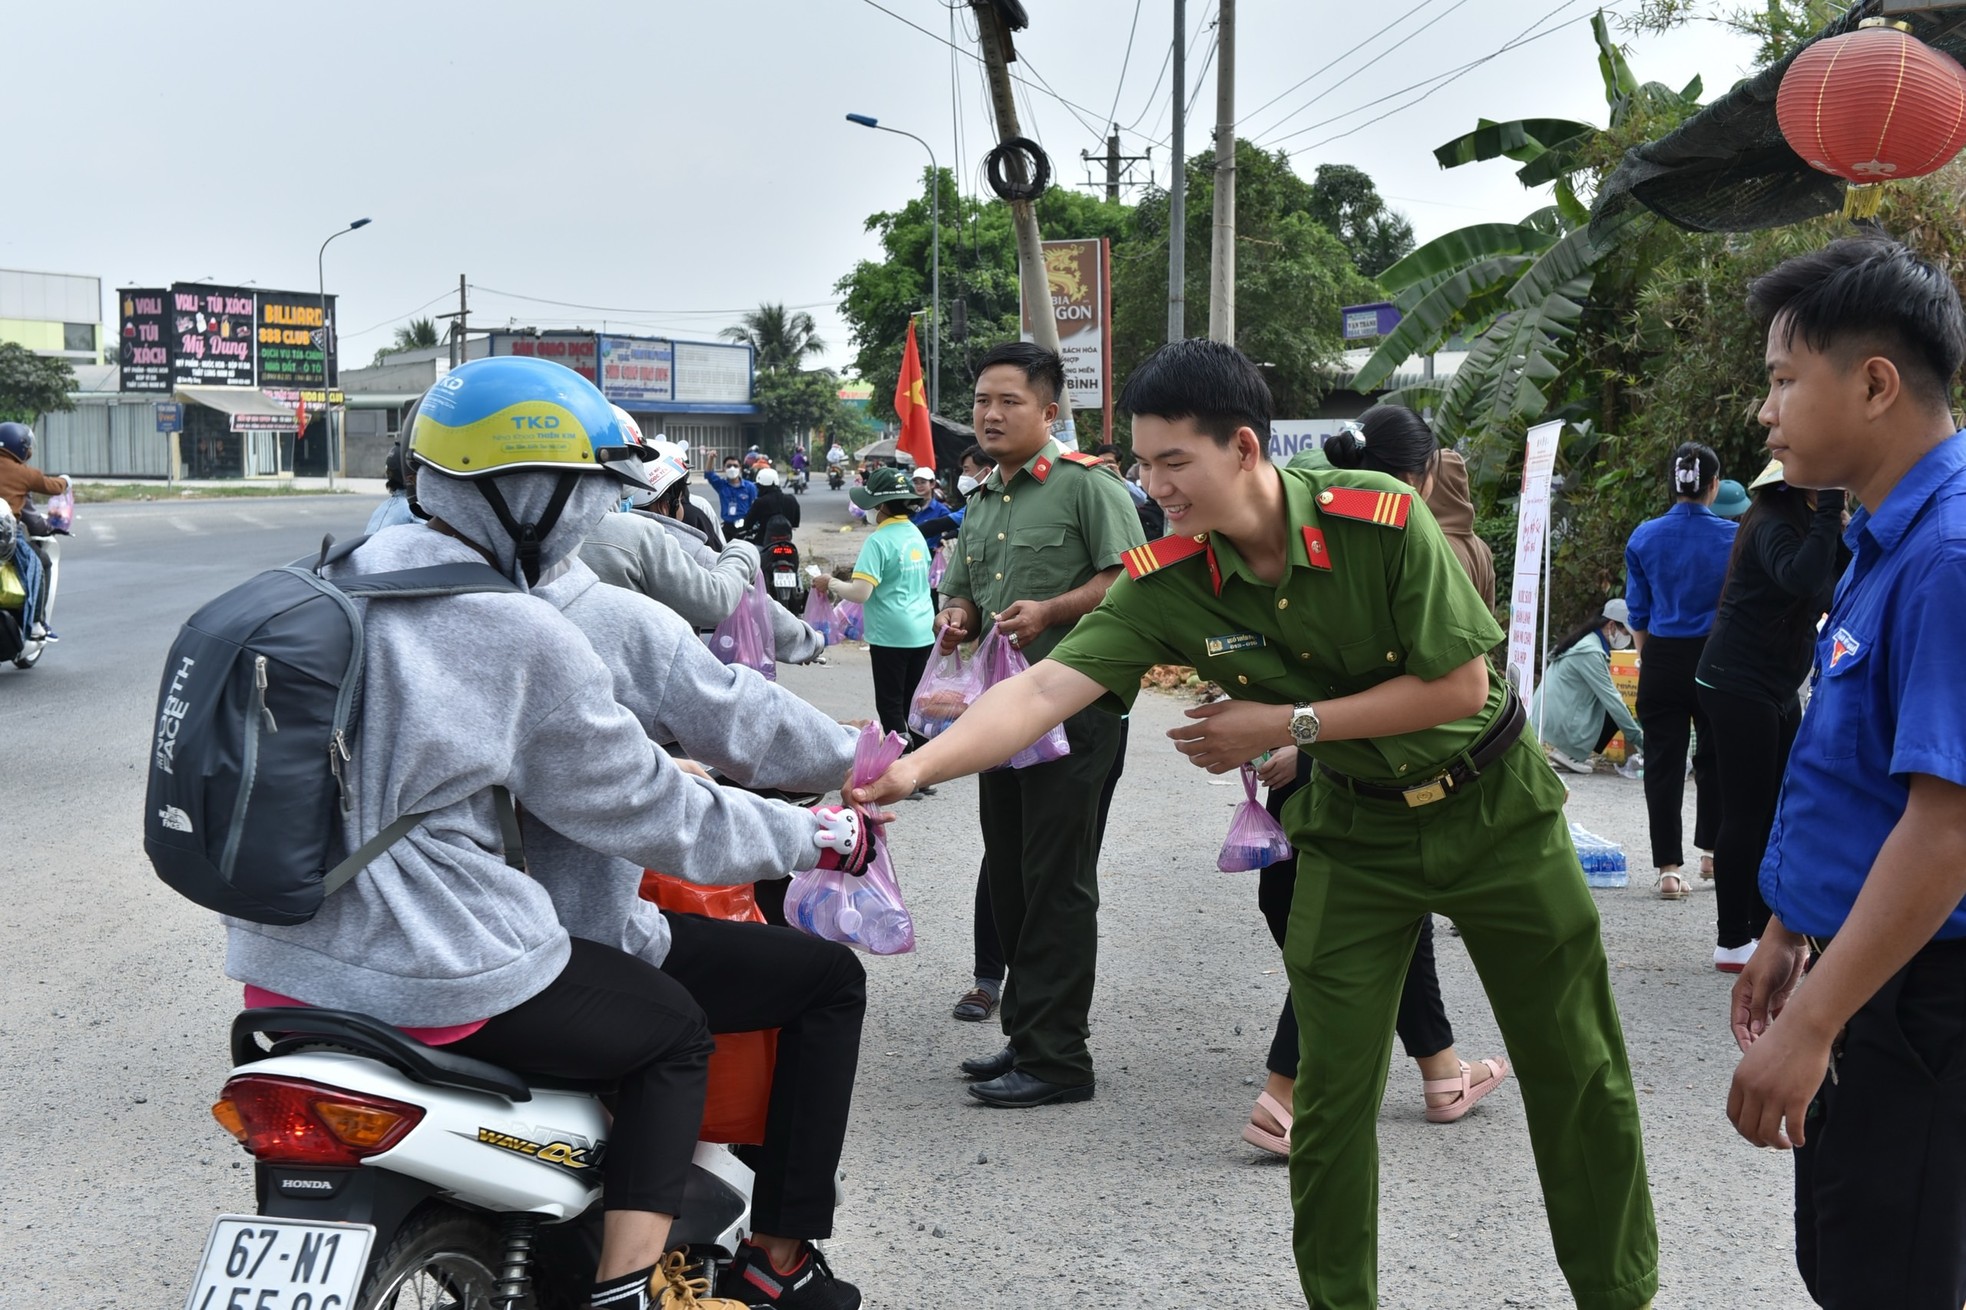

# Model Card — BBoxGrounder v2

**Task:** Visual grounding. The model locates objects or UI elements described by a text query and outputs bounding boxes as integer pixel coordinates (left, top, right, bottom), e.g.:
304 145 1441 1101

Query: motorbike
791 467 809 496
761 525 805 619
825 466 844 492
189 1008 759 1310
0 503 62 671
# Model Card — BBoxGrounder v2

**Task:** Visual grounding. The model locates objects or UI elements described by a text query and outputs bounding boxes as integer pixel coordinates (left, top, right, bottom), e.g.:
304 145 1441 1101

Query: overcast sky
4 1 1760 375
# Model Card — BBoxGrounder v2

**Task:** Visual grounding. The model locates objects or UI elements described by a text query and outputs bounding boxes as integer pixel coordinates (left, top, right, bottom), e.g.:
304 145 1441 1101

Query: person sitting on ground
1532 598 1645 775
234 355 877 1310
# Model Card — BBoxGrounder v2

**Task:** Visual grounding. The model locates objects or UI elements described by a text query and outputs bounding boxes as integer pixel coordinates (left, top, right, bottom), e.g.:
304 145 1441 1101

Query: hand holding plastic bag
709 573 777 681
977 628 1070 769
43 487 76 533
908 630 982 739
803 585 839 646
783 723 917 955
1218 764 1296 871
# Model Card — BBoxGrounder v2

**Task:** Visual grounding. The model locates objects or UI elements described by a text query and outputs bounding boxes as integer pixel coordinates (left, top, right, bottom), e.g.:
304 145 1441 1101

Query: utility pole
970 0 1073 427
437 275 468 369
1208 0 1236 344
1168 0 1187 344
1105 128 1120 199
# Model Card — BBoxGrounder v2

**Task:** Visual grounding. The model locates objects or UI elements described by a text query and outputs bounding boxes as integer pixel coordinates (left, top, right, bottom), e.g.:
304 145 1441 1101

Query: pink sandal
1423 1056 1511 1124
1241 1090 1292 1156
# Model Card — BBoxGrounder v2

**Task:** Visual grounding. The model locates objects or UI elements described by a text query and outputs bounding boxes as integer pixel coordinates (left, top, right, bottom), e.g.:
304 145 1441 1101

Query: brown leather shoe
952 986 998 1022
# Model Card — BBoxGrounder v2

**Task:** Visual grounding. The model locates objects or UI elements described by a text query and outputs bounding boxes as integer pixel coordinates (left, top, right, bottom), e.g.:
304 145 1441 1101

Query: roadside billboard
491 331 599 383
673 340 753 405
599 335 674 405
117 289 173 392
255 290 339 388
170 284 259 387
1020 238 1111 431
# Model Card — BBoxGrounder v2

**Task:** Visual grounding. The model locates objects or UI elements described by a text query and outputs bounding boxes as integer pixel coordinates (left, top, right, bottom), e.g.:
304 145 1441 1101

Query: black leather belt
1316 688 1526 808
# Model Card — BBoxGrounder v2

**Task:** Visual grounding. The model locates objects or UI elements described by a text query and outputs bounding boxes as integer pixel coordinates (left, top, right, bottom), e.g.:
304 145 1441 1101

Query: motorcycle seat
233 1007 535 1102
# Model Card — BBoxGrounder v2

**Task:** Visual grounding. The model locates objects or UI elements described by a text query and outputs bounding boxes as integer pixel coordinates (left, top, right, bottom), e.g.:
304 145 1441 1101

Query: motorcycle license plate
184 1216 374 1310
773 571 798 588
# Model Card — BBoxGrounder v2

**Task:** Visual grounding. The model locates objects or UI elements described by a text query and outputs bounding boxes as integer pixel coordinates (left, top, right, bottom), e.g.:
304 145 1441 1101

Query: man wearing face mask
1531 598 1644 775
713 456 758 535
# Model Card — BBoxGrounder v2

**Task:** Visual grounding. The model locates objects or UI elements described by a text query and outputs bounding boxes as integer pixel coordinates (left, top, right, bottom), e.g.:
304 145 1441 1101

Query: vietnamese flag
894 318 936 472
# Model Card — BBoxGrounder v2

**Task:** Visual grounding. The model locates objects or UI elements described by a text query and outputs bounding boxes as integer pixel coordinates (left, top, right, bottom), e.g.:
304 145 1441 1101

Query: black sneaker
718 1240 861 1309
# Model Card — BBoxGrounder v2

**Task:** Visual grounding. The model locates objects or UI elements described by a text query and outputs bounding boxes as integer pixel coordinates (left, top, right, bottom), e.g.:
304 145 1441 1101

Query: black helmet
0 422 32 463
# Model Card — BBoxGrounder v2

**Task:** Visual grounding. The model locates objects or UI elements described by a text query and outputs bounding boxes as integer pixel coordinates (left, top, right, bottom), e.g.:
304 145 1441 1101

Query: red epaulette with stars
1059 450 1103 468
1122 533 1209 581
1316 485 1411 528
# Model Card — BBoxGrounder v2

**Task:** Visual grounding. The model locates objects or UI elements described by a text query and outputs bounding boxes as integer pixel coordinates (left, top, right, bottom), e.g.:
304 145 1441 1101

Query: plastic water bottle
790 884 844 940
836 887 912 954
1569 822 1628 889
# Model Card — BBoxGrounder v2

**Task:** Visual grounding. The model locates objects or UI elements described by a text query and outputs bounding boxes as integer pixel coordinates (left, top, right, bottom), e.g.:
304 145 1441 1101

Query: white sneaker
1714 941 1758 974
1547 747 1594 775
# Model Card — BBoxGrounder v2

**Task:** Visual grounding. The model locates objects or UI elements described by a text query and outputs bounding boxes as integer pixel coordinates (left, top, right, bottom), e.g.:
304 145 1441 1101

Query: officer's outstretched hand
1169 699 1290 774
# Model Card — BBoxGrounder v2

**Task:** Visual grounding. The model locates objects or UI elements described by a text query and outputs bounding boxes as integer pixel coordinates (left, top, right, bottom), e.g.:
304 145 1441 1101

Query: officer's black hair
1749 236 1966 412
1119 338 1272 448
1324 405 1439 478
975 341 1065 405
1669 442 1720 500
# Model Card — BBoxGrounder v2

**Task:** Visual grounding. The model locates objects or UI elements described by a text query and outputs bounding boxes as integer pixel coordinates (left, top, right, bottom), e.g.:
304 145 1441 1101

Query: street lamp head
845 113 879 128
349 218 373 230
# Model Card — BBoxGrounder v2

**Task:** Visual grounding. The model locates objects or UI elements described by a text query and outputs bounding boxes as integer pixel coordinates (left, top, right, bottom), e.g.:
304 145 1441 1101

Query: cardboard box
1603 650 1641 762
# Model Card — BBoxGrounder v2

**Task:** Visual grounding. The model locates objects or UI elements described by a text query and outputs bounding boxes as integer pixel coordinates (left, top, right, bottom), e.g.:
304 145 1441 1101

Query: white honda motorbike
0 502 59 671
186 1008 757 1310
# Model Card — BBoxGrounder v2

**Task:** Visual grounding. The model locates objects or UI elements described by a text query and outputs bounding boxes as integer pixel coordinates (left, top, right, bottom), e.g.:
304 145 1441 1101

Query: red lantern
1776 19 1966 218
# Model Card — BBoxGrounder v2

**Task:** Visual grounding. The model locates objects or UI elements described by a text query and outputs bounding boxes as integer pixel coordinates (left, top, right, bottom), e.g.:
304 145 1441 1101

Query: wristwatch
1288 701 1322 748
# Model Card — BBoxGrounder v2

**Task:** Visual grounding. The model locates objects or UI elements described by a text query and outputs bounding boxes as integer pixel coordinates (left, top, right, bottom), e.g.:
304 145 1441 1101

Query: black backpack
144 537 522 925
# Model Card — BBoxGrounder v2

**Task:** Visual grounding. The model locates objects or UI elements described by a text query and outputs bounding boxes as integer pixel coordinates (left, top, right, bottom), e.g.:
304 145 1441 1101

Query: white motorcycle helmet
755 466 780 488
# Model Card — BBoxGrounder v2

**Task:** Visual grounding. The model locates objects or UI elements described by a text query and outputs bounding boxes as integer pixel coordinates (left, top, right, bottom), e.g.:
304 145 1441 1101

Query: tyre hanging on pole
986 137 1051 202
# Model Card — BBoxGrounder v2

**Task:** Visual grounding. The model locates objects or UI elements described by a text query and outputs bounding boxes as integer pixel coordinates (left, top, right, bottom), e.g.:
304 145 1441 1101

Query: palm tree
374 317 442 365
722 303 826 373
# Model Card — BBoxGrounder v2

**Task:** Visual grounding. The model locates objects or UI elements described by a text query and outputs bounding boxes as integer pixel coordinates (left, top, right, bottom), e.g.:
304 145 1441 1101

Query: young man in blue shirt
1728 237 1966 1307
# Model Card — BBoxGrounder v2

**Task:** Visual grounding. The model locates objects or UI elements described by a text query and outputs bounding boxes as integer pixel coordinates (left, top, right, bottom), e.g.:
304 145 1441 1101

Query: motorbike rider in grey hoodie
224 357 867 1310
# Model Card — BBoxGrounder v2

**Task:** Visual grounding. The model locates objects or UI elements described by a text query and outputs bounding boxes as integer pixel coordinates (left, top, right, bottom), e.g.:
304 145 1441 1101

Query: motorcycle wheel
13 641 40 670
355 1208 507 1310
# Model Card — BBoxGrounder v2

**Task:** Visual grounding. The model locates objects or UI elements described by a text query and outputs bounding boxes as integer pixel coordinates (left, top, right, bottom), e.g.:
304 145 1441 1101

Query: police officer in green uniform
935 341 1146 1108
859 341 1656 1308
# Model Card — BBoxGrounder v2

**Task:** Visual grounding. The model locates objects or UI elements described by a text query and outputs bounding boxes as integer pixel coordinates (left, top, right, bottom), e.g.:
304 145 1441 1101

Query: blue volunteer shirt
1761 432 1966 940
1623 501 1737 637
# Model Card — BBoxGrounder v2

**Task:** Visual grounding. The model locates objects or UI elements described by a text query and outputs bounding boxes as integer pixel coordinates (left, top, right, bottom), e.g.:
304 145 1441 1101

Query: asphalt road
1 490 1809 1307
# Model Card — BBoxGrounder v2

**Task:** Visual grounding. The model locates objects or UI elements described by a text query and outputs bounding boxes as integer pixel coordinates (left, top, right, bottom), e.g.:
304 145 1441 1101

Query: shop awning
175 386 297 420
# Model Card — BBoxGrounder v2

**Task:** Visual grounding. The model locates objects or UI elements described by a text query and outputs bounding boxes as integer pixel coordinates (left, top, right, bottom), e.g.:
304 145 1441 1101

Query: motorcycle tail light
215 1075 425 1167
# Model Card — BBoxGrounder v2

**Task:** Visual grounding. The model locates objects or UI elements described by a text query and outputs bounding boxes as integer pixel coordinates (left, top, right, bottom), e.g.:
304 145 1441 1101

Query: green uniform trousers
1282 733 1657 1310
976 705 1121 1085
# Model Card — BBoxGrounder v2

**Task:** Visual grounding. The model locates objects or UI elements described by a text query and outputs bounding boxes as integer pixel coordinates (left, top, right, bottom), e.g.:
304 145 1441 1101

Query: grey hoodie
525 559 855 966
224 469 828 1027
583 509 825 664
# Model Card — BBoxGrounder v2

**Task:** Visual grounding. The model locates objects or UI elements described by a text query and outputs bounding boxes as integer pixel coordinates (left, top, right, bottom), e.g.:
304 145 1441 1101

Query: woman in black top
1694 459 1848 973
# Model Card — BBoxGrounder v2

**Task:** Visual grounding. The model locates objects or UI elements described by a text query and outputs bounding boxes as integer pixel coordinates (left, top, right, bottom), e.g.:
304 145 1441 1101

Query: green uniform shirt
1049 465 1506 785
940 447 1146 662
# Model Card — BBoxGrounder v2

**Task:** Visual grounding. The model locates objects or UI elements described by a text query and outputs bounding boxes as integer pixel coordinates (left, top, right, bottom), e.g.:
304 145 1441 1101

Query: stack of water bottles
781 723 917 955
1570 822 1628 888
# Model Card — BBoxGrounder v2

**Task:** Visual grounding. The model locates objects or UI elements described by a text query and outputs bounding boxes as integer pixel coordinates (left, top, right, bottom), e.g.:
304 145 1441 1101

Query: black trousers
972 716 1128 981
1635 635 1720 868
1795 938 1966 1307
869 642 933 744
977 706 1121 1083
447 938 714 1216
656 911 866 1239
1696 686 1796 949
1256 763 1456 1077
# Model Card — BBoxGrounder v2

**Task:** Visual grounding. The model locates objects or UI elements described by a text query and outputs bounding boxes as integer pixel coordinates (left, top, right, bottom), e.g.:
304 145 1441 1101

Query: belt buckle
1403 773 1454 808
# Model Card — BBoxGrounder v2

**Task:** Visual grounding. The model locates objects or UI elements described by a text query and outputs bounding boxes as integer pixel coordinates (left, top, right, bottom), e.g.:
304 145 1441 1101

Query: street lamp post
846 114 939 414
317 218 372 490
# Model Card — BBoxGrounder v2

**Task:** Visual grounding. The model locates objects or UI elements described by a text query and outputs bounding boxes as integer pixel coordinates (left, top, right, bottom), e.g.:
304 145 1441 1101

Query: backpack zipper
253 655 279 733
329 730 353 814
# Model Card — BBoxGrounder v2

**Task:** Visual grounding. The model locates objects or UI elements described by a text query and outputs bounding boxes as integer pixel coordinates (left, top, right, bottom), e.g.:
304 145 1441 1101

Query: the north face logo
158 806 193 833
153 655 196 774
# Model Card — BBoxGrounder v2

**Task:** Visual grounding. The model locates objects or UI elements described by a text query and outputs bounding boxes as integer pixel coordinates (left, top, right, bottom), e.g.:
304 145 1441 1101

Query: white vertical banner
1505 421 1563 711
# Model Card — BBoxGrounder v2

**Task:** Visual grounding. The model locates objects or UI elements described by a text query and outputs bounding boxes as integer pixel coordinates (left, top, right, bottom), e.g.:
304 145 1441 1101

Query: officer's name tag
1205 632 1266 657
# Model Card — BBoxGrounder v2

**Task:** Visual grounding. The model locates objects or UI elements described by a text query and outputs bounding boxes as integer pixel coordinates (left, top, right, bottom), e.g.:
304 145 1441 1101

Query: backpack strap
321 785 526 899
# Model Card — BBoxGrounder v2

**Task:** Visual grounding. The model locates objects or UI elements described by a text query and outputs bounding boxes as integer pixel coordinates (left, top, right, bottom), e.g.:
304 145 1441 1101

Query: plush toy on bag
1218 763 1295 871
782 723 916 955
908 629 983 739
976 628 1069 769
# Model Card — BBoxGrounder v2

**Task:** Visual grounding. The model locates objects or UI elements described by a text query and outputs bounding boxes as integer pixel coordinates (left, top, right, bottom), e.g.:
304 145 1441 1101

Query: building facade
0 269 103 366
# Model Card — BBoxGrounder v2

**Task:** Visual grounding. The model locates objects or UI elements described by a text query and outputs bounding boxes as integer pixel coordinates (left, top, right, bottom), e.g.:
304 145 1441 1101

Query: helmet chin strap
473 472 579 586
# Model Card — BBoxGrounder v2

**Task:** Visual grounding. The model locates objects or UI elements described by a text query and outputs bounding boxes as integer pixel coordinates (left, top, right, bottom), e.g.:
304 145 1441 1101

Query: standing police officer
935 341 1145 1108
860 340 1656 1309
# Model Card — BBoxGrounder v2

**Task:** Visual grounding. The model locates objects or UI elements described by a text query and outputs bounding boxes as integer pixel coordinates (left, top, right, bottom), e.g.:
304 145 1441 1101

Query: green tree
1306 164 1417 277
722 303 826 373
0 342 77 426
373 317 441 365
754 367 856 450
1111 140 1380 431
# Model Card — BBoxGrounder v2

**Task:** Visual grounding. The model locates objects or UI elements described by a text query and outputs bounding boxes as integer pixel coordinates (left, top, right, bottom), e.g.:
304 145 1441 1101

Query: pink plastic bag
1218 765 1295 871
836 600 865 642
908 634 982 739
43 488 75 533
977 629 1070 770
710 573 777 681
928 542 950 589
803 586 840 646
782 724 917 955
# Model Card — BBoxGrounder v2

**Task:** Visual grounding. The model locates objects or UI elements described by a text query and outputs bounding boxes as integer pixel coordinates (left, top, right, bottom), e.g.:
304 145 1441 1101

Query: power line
1103 0 1147 132
1185 28 1218 124
1242 0 1461 139
346 289 462 340
1252 0 1479 142
468 285 838 317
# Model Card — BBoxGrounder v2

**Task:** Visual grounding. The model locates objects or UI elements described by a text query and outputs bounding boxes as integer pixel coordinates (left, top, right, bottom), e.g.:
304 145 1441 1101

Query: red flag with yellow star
894 318 936 472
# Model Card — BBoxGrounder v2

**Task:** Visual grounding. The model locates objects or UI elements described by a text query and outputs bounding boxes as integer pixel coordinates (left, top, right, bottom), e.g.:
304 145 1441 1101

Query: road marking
237 512 276 531
171 518 198 534
92 523 119 547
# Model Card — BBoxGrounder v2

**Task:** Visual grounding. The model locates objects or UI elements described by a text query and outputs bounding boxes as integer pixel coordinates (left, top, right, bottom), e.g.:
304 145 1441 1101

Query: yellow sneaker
653 1250 748 1309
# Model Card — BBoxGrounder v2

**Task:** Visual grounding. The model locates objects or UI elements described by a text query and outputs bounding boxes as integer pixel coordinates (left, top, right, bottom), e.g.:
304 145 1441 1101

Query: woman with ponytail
1623 442 1736 899
1323 406 1496 607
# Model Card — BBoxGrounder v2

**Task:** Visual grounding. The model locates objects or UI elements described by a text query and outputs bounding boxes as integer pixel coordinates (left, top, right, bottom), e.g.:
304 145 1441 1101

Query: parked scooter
189 1007 758 1310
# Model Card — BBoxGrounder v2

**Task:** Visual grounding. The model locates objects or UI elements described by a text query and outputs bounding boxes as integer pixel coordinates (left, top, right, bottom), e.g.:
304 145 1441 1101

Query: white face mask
723 467 740 483
957 474 979 495
1608 627 1632 651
